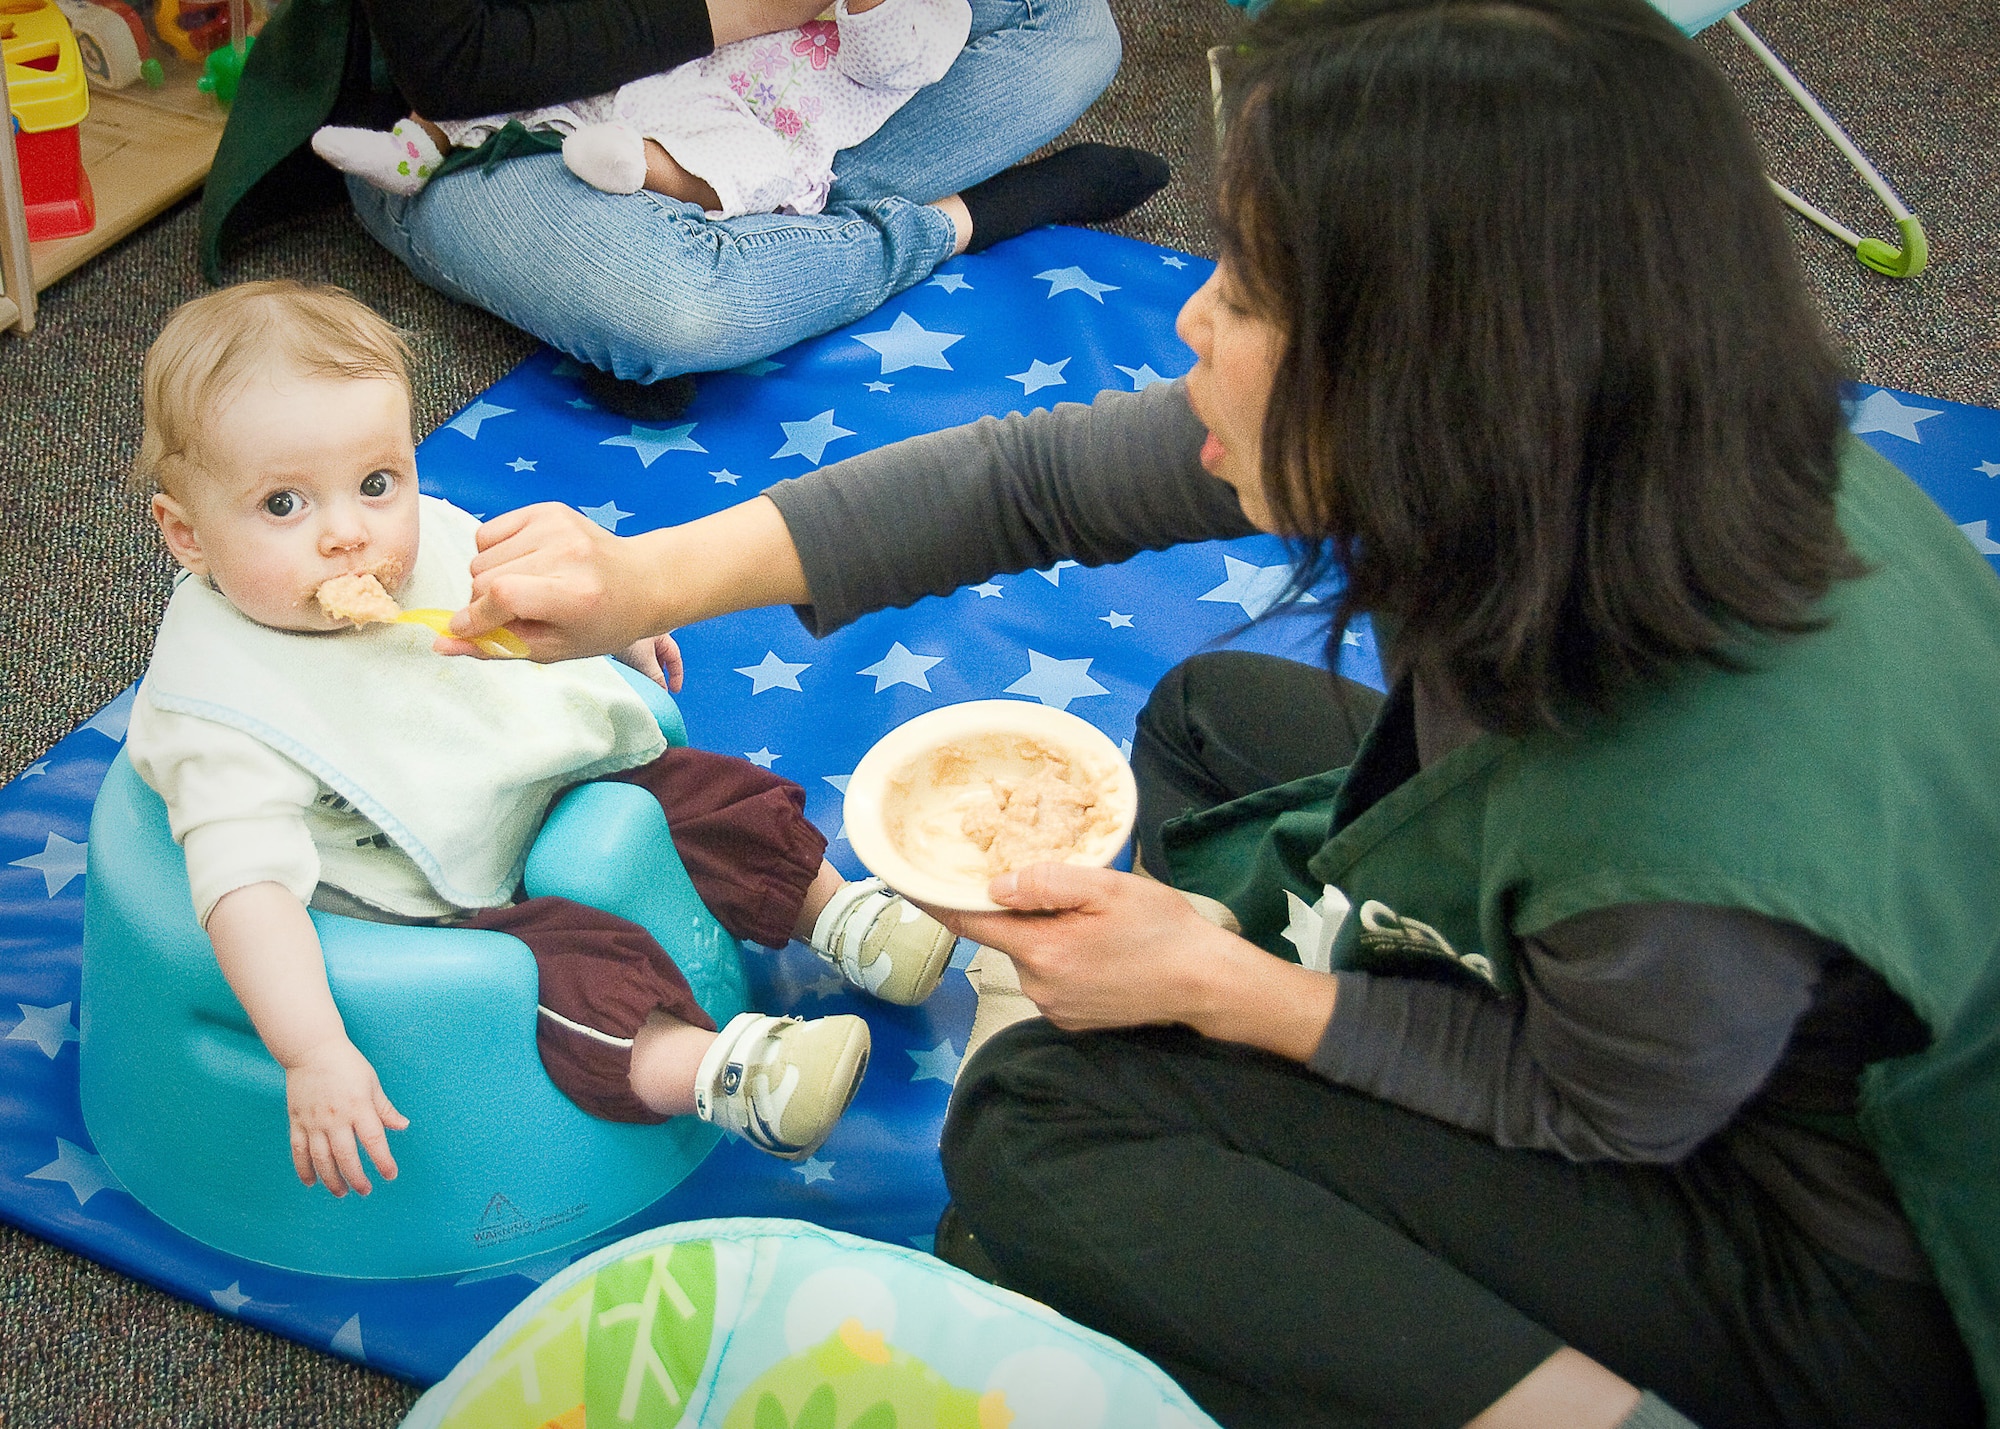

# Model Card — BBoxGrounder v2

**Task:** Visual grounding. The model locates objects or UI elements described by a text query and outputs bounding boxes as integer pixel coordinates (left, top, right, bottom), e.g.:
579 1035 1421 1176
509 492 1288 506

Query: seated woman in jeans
201 0 1160 414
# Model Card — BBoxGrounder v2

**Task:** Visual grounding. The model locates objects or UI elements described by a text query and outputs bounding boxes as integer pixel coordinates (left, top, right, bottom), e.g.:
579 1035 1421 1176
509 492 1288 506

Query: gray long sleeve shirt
766 379 1931 1281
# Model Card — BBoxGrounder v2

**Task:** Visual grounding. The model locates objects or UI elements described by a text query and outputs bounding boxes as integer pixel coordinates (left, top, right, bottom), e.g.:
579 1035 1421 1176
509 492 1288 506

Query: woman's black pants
940 652 1980 1429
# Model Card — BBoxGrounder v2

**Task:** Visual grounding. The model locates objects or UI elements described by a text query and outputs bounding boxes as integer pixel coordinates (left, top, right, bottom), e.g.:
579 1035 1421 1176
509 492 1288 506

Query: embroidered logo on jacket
1354 899 1498 987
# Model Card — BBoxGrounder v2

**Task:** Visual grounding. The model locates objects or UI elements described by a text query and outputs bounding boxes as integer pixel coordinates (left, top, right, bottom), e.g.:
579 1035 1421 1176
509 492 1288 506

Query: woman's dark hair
1216 0 1863 735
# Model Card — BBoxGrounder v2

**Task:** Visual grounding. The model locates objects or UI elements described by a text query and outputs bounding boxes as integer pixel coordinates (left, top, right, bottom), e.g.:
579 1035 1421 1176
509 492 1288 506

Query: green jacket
1161 437 2000 1420
199 0 381 281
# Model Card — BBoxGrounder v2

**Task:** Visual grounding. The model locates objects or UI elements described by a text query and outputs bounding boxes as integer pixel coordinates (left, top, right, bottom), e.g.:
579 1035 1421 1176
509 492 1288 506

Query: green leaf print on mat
586 1239 719 1426
434 1239 718 1428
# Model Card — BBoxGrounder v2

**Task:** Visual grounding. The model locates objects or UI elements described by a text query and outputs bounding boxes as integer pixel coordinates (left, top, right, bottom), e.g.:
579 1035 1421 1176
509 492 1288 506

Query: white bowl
843 700 1139 911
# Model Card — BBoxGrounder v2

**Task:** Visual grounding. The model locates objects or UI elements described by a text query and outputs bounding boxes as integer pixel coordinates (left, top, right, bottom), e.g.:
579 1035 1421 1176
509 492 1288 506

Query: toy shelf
2 42 226 334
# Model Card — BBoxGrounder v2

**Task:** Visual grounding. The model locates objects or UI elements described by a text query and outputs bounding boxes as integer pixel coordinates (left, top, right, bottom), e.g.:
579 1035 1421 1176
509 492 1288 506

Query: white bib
142 496 667 909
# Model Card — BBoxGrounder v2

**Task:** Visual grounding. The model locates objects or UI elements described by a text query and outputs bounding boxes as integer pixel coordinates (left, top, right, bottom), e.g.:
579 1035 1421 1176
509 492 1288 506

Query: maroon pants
456 747 826 1123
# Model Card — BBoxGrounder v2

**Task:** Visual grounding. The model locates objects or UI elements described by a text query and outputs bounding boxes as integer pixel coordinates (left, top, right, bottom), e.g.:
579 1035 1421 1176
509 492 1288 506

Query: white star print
332 1314 365 1361
1034 560 1080 586
211 1282 253 1314
1035 266 1119 302
81 687 135 742
865 381 893 393
772 410 857 465
908 1038 962 1084
444 400 513 439
858 642 945 692
736 651 811 694
744 747 780 768
1114 363 1170 391
1100 611 1134 628
1007 357 1070 395
1200 554 1315 619
455 1243 600 1286
1961 520 2000 555
506 457 537 472
1342 629 1364 647
567 397 594 410
1160 255 1188 269
971 583 1003 598
10 832 86 897
8 1001 79 1057
1005 651 1109 711
928 273 972 293
710 468 743 485
793 1156 836 1184
852 312 965 374
26 1137 121 1205
732 358 784 377
600 422 707 468
22 761 50 777
823 773 852 841
1848 389 1943 442
1978 460 2000 478
578 500 631 532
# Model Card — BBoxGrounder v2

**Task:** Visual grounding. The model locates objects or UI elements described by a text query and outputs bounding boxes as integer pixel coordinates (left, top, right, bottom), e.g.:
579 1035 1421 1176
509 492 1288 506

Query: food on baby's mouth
315 573 400 625
885 735 1124 879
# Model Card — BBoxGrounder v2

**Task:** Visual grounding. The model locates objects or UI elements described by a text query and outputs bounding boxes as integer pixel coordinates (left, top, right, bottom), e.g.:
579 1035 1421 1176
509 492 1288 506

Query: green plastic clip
1855 216 1928 280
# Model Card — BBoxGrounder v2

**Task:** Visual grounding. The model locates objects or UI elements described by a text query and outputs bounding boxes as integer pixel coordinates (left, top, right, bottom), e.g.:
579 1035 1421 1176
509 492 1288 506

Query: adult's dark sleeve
762 380 1258 635
360 0 717 120
1311 902 1831 1162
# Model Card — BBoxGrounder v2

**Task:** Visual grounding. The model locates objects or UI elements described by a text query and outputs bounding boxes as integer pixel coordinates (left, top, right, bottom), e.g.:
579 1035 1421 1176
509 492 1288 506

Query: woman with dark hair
439 0 2000 1424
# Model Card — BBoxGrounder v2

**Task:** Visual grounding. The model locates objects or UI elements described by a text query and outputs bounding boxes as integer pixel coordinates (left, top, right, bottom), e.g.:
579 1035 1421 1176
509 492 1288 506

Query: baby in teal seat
121 279 955 1199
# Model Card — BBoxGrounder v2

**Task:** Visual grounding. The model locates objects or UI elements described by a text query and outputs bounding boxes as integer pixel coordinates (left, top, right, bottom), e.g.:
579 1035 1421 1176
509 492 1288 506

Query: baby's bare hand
284 1040 409 1197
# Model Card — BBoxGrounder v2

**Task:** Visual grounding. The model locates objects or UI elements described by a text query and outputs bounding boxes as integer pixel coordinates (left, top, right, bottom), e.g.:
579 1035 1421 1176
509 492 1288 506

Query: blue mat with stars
4 225 1998 1386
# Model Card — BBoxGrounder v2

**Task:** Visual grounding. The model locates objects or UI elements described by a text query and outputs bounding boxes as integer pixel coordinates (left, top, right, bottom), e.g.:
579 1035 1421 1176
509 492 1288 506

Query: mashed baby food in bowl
844 701 1138 911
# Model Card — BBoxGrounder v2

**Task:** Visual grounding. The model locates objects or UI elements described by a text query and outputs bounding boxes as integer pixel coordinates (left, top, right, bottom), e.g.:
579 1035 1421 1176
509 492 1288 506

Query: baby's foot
311 120 444 197
809 878 957 1006
693 1012 870 1161
562 121 648 195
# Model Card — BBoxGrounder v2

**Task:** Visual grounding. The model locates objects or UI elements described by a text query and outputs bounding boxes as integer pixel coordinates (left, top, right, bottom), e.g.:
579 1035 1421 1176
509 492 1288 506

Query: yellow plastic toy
3 0 94 240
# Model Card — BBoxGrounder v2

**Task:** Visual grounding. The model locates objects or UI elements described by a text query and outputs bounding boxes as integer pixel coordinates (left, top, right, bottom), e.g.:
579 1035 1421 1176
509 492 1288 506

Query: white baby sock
562 122 649 195
311 120 446 197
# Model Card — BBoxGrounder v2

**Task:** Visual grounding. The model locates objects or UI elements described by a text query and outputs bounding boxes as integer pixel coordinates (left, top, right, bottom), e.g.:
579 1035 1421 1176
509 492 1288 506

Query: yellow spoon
394 608 532 659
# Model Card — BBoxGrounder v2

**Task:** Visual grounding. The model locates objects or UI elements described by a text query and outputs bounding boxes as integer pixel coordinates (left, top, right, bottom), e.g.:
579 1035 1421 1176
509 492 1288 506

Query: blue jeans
349 0 1120 381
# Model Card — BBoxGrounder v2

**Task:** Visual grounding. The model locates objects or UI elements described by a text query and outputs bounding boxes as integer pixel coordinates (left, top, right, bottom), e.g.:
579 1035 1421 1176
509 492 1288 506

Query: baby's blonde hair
131 280 413 496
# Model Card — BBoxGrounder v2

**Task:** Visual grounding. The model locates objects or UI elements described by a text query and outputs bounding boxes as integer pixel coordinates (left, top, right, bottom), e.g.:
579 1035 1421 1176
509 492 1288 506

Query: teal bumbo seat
78 666 752 1280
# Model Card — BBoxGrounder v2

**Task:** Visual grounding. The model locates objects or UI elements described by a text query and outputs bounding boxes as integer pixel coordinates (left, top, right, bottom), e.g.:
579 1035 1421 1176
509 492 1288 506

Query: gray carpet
0 0 1993 1421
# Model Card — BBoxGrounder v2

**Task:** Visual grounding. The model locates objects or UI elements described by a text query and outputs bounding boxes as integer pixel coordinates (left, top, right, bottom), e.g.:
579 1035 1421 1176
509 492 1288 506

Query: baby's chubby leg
631 1007 871 1161
799 863 958 1006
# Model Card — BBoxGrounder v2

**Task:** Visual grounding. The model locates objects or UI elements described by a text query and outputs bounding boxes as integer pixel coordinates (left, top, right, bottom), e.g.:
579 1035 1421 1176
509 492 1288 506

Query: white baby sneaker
311 120 443 197
693 1011 869 1161
562 121 649 195
809 877 957 1006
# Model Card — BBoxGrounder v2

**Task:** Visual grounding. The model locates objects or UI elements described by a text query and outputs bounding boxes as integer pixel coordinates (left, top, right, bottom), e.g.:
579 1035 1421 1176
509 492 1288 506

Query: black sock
578 366 698 423
958 143 1171 254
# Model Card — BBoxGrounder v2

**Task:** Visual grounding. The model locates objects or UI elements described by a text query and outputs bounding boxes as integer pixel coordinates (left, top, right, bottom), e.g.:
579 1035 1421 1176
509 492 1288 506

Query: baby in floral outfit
314 0 971 218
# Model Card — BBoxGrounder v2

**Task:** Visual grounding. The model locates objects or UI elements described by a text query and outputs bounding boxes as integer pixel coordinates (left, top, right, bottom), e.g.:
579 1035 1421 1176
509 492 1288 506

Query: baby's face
152 372 422 632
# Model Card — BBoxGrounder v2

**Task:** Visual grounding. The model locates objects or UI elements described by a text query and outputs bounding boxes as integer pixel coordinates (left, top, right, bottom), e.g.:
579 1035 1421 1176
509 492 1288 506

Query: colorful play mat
3 225 1997 1387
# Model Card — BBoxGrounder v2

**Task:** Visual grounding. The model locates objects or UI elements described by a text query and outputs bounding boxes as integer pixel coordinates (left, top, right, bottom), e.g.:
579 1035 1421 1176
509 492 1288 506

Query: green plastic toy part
1855 216 1929 281
195 34 254 108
